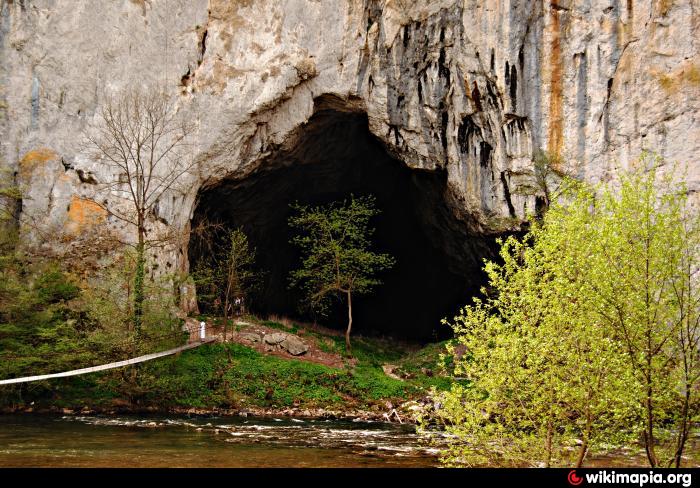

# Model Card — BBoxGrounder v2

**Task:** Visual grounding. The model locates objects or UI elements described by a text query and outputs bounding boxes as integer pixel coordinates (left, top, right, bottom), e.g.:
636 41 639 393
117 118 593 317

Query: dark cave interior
189 100 499 342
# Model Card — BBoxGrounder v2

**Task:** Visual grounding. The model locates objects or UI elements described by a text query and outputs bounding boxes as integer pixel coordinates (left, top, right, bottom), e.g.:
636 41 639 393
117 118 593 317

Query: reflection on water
0 414 439 467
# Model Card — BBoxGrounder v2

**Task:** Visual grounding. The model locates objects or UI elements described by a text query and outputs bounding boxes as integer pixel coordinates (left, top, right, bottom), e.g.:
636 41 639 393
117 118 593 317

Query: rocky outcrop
263 332 309 356
262 332 288 346
239 332 262 344
280 335 309 356
0 0 698 276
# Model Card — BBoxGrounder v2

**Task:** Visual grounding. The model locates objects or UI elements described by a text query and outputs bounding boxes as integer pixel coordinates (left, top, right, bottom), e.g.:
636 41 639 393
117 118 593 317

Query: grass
261 319 299 334
1 319 460 413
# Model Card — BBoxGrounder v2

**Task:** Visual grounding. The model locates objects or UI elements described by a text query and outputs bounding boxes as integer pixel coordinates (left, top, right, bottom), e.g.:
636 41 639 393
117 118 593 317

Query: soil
205 318 358 369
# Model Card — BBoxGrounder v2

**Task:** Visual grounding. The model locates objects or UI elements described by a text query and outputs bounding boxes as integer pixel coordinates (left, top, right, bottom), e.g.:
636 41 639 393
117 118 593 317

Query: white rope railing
0 322 215 386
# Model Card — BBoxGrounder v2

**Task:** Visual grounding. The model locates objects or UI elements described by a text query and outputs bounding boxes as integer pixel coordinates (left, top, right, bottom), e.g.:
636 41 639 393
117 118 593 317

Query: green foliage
1 318 452 412
288 195 395 353
133 242 145 335
166 341 422 408
532 149 568 210
288 195 395 315
191 227 262 321
579 157 700 467
261 320 299 334
0 169 21 252
0 243 186 406
36 269 80 304
0 257 99 400
430 154 699 468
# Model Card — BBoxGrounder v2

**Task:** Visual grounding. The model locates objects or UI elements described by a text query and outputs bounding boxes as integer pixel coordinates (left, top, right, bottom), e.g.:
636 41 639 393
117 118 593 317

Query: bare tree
189 223 263 341
0 169 21 249
84 86 197 336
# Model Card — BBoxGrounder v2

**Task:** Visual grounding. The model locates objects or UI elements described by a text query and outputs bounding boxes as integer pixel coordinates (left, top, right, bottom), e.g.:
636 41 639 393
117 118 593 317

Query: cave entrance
189 97 496 342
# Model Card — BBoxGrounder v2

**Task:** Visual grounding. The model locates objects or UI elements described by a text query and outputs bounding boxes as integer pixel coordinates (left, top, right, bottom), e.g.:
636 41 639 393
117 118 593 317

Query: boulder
239 332 261 343
263 332 287 345
382 364 403 381
280 335 309 356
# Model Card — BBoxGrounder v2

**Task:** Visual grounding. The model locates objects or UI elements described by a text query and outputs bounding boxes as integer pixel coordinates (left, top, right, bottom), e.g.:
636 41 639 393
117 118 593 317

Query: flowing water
0 414 439 467
2 414 695 467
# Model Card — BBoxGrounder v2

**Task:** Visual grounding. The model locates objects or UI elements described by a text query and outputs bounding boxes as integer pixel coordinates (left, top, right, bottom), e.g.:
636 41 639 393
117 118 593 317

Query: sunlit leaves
430 154 699 467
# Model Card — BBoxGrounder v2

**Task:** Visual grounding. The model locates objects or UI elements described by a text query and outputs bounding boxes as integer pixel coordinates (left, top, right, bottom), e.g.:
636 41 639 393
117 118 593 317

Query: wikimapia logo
567 469 693 487
568 470 584 485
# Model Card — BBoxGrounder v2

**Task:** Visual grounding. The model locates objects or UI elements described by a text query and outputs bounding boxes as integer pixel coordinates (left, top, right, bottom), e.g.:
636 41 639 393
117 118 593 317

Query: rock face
0 1 698 277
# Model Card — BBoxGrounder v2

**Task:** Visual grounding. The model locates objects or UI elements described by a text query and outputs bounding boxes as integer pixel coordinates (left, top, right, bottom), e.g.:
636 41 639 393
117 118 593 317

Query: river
0 414 439 467
2 414 695 467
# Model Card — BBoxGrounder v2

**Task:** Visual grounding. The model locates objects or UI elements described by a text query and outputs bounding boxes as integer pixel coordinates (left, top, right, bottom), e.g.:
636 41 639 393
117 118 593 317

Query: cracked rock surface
0 0 697 275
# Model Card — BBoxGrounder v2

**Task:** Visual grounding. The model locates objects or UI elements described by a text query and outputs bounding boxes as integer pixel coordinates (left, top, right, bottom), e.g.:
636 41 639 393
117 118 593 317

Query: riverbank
0 318 461 422
1 402 422 423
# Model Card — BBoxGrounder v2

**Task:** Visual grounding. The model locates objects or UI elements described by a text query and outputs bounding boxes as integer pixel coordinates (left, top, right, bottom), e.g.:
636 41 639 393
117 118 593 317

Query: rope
0 325 192 361
0 338 215 386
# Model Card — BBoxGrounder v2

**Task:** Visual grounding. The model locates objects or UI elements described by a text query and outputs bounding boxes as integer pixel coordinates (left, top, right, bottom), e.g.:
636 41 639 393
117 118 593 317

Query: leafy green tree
430 154 699 467
583 159 700 467
288 195 395 355
0 169 21 251
0 257 97 402
430 182 637 467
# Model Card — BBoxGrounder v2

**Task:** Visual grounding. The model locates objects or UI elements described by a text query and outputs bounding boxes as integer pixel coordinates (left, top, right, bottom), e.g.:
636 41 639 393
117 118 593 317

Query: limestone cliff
0 0 698 274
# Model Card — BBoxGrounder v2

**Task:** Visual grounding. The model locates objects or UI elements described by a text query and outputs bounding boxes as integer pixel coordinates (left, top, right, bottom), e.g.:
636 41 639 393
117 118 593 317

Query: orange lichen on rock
547 2 564 159
658 0 673 16
654 61 700 95
65 195 107 234
19 148 58 181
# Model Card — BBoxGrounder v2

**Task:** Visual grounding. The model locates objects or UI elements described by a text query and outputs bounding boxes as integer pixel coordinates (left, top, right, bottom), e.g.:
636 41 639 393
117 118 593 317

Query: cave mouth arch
189 97 497 342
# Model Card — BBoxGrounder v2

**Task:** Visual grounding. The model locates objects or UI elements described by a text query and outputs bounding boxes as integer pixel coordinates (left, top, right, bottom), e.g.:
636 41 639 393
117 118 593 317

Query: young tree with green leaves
218 228 259 340
0 169 21 251
191 226 261 340
288 195 395 355
583 159 700 467
431 183 637 467
430 154 699 467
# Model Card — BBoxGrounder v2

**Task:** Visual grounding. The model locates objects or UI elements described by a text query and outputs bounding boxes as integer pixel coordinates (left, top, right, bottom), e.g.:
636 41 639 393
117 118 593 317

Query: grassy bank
0 319 459 416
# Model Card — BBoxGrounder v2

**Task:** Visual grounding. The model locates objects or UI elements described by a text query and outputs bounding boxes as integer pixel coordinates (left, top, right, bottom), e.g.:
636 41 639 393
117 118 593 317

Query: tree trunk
133 228 145 341
345 290 353 356
223 293 230 342
644 381 658 467
545 419 553 468
674 385 691 467
576 408 592 468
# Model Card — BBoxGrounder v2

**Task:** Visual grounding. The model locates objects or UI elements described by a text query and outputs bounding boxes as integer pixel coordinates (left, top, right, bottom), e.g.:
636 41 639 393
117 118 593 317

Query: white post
200 321 206 341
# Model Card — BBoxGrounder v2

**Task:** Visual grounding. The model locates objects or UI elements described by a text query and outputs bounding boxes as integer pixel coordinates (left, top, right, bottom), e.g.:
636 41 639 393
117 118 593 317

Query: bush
429 154 699 468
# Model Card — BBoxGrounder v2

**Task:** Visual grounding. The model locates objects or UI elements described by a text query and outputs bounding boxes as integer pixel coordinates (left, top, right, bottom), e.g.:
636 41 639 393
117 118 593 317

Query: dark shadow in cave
189 97 499 342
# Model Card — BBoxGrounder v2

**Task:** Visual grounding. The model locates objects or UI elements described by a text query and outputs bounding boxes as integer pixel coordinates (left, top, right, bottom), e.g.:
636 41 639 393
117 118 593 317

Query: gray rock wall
1 0 698 274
